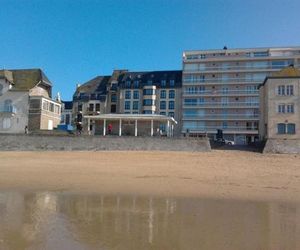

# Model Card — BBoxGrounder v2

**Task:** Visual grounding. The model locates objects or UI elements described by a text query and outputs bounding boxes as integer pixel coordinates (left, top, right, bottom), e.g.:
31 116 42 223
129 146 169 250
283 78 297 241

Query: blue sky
1 0 300 100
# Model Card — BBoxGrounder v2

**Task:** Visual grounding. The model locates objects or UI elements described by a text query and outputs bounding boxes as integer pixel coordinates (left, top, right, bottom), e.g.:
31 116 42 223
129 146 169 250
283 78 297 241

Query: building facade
259 66 300 140
72 70 182 135
182 47 300 144
0 69 61 133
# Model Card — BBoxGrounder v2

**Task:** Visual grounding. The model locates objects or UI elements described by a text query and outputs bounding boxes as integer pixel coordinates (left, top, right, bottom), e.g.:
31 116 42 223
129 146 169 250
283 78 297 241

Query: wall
263 139 300 154
0 134 211 152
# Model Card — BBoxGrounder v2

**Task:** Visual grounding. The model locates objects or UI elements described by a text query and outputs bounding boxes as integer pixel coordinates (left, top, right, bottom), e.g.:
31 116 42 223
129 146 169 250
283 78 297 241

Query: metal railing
183 114 259 119
183 90 259 95
183 78 264 84
183 102 259 107
182 126 258 131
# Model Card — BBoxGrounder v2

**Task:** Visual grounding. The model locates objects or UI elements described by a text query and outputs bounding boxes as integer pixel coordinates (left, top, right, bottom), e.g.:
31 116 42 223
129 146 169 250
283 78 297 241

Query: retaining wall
0 134 211 152
263 139 300 154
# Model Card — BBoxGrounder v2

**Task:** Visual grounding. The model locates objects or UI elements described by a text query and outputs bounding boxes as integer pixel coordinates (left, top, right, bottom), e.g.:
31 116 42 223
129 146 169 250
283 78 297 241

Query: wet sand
0 151 299 202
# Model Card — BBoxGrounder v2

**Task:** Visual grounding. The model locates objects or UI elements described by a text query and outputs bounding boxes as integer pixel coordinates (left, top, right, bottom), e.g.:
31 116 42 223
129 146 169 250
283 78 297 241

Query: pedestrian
108 123 112 135
24 126 28 134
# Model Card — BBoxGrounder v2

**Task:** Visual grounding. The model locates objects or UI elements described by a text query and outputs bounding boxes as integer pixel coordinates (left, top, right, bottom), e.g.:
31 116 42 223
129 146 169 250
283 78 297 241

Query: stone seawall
263 139 300 154
0 134 211 152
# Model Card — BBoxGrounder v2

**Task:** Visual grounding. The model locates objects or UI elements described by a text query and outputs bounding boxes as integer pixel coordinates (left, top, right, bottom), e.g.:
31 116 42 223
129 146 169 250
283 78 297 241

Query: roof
0 68 52 91
116 70 182 88
75 75 110 95
62 101 73 110
260 66 300 88
84 114 177 124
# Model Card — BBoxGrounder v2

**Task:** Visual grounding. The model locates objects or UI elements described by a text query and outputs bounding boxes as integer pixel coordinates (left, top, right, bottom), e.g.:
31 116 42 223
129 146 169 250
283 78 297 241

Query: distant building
72 70 182 136
60 101 73 126
182 46 300 144
0 69 61 133
259 66 300 140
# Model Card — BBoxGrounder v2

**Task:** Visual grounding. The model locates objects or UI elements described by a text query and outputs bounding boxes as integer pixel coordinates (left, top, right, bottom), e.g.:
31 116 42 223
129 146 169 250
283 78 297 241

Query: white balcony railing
183 102 259 107
182 126 258 131
183 90 259 95
182 114 259 120
183 78 264 84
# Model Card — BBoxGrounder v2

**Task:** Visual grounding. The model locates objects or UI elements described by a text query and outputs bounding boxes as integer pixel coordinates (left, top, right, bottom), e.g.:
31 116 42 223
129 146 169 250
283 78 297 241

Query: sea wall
0 134 211 152
263 139 300 154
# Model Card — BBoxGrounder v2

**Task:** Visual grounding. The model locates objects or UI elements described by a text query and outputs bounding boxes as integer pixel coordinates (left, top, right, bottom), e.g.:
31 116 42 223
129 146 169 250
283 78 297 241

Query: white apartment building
182 46 300 144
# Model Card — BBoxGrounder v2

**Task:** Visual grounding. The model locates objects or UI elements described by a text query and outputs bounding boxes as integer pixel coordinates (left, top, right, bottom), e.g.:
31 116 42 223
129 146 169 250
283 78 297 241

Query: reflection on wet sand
0 192 300 250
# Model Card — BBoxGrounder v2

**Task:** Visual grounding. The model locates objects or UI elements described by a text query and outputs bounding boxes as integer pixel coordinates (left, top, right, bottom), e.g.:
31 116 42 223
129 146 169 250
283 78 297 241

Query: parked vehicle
215 138 235 145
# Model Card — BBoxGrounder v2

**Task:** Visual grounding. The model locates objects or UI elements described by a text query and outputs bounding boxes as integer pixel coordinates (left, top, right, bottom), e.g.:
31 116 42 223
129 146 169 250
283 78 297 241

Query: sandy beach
0 150 299 202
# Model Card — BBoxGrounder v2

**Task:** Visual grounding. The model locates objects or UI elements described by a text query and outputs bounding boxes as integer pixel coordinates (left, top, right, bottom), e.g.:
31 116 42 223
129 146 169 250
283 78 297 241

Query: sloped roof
75 75 110 95
273 66 300 77
0 68 52 91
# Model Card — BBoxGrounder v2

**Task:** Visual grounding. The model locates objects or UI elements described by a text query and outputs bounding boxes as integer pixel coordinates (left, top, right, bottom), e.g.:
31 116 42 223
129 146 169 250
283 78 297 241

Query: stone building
0 69 61 133
72 70 182 136
259 66 300 140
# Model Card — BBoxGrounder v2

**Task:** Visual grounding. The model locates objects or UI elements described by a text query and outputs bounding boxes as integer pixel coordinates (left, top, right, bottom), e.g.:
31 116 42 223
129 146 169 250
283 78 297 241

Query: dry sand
0 150 299 202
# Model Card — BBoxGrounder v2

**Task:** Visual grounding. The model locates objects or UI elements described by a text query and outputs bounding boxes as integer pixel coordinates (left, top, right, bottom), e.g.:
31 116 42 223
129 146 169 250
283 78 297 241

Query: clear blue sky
1 0 300 100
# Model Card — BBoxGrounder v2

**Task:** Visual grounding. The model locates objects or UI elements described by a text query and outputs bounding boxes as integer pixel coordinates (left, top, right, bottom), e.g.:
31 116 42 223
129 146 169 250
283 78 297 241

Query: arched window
4 99 12 112
0 84 3 96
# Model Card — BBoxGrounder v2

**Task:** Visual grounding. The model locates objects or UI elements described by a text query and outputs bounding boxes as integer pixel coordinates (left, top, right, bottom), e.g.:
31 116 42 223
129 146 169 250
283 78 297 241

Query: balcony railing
183 114 259 120
183 63 300 72
182 126 258 131
0 105 17 114
184 102 259 107
183 78 264 84
183 90 259 95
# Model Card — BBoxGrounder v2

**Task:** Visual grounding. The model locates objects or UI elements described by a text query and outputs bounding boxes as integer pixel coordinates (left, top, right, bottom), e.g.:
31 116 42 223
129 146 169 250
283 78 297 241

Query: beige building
259 66 300 140
182 46 300 144
0 69 61 133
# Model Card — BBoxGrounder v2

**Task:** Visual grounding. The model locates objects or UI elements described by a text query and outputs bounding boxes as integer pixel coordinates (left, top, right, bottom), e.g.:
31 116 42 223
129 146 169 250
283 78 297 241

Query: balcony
183 102 259 108
182 78 264 85
183 63 300 73
0 105 17 114
182 126 258 134
182 114 259 120
183 90 259 96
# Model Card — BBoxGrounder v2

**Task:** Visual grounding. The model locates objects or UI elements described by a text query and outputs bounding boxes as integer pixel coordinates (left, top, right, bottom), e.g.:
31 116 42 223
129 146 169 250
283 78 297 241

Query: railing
183 114 259 119
183 102 259 107
182 126 258 131
0 105 17 113
183 63 300 72
183 90 259 95
183 78 264 84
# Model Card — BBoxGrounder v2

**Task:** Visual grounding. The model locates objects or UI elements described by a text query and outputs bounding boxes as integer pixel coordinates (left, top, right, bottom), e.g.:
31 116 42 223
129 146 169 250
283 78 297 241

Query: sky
1 0 300 100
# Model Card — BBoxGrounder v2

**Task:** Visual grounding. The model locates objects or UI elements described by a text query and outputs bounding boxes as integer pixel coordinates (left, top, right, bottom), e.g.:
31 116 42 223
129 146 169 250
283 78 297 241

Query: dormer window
147 80 153 86
125 81 131 88
161 80 166 87
170 80 175 87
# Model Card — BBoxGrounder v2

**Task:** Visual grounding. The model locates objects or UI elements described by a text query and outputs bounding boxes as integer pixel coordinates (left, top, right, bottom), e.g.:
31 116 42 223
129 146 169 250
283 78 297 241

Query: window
125 101 131 110
287 123 296 134
169 90 175 99
168 112 175 117
125 81 131 88
0 84 3 96
184 98 197 106
143 89 155 95
133 81 139 88
111 94 117 102
143 99 155 106
160 90 166 98
287 104 294 113
125 90 131 99
95 103 100 112
278 85 285 95
160 101 166 110
89 103 94 111
78 104 82 112
169 101 175 110
133 90 139 99
66 114 70 124
3 118 11 129
143 110 154 114
287 85 294 96
170 80 175 87
161 80 166 87
77 114 82 122
147 80 153 86
253 51 268 57
160 112 166 115
4 99 13 112
278 104 285 113
277 123 286 134
132 101 139 110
